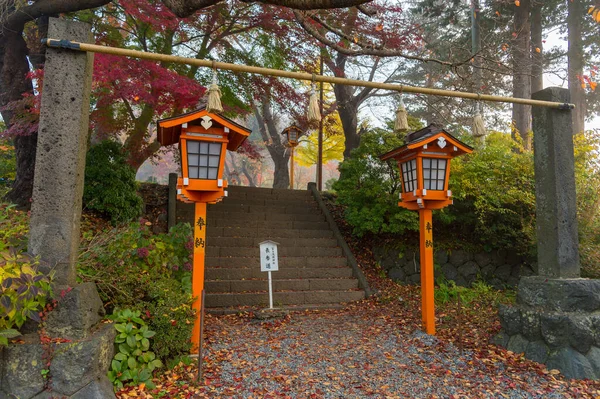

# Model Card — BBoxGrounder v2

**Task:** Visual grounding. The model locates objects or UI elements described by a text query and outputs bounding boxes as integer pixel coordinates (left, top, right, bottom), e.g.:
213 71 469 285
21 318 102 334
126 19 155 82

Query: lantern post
157 108 250 351
281 125 304 189
380 125 473 335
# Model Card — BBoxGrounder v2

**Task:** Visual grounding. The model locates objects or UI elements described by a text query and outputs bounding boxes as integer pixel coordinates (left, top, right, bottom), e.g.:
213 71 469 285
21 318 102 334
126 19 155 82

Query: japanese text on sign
259 241 279 272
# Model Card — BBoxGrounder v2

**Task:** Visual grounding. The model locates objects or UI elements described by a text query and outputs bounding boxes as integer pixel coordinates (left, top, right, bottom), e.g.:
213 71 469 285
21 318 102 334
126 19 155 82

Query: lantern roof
379 124 473 161
157 107 251 151
281 125 303 136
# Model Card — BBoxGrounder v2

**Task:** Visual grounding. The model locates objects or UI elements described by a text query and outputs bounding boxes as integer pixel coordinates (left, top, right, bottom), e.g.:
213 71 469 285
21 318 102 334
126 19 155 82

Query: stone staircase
201 185 367 312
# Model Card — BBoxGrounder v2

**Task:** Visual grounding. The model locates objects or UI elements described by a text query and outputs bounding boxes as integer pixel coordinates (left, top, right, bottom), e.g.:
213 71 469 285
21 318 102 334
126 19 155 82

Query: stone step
218 197 318 207
205 256 348 268
207 211 325 223
207 227 333 239
205 290 365 308
226 186 311 198
208 204 320 215
205 278 359 293
206 237 338 248
206 267 353 280
206 219 330 230
205 246 342 258
207 303 347 315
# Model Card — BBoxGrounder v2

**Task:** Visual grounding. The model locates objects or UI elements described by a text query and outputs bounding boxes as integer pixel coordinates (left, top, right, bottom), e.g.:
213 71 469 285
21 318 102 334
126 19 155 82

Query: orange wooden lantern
157 107 250 352
380 125 472 335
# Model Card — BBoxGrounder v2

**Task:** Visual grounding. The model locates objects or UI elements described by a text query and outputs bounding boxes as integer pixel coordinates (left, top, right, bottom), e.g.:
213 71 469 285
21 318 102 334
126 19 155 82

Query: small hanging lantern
281 125 304 147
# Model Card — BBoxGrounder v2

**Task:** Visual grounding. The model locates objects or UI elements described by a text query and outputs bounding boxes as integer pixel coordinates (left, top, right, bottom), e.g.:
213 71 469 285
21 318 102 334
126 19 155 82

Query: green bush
83 140 143 224
0 140 15 192
108 308 163 389
333 127 419 237
0 254 53 346
78 221 195 363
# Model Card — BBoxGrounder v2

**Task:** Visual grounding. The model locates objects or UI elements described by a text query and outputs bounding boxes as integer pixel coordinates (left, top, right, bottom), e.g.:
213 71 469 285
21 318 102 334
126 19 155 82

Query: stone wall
494 277 600 380
373 245 536 288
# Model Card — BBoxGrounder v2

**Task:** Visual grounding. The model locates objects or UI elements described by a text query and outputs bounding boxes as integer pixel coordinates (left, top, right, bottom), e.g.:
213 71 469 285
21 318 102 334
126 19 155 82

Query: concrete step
207 219 330 230
208 204 320 215
206 237 338 248
205 290 365 308
205 256 348 268
205 246 342 258
207 227 333 239
205 278 359 293
207 211 325 223
206 267 353 280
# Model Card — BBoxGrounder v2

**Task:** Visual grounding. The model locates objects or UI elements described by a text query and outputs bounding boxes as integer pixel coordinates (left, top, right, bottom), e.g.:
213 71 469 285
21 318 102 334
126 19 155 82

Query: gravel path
199 308 588 398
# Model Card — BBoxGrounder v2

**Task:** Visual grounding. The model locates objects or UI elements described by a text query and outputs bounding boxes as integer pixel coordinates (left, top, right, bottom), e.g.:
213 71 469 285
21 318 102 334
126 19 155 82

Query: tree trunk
530 1 544 94
511 0 532 149
567 0 585 135
253 102 290 189
0 30 36 208
330 53 360 160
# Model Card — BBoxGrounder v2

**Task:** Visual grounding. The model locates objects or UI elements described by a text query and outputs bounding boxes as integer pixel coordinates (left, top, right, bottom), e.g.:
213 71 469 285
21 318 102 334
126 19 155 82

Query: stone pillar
494 87 600 381
28 18 94 287
1 18 116 399
531 87 580 278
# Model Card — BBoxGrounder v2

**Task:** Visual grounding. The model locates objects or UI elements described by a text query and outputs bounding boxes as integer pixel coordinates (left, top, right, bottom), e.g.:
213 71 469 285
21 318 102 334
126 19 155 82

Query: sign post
259 240 279 309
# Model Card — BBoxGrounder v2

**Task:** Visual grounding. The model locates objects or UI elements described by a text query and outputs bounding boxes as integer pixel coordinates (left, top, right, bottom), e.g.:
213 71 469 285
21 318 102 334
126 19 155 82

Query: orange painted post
191 201 207 352
419 208 435 335
290 147 295 190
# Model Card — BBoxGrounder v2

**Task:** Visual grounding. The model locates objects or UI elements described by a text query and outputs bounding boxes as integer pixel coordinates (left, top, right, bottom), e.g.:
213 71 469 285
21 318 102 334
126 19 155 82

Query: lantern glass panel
187 140 221 180
422 158 447 190
400 159 417 193
290 130 298 142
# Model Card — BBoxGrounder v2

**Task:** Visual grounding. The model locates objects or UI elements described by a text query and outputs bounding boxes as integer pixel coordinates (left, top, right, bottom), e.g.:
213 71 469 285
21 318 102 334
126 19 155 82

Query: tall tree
0 0 374 207
511 0 532 148
568 0 585 135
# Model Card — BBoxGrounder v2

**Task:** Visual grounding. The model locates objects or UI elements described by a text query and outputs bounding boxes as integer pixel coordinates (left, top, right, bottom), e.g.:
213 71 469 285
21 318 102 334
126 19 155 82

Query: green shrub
83 140 143 224
434 278 514 308
0 203 29 252
0 140 15 192
0 253 53 346
108 308 163 389
78 221 195 363
333 127 419 237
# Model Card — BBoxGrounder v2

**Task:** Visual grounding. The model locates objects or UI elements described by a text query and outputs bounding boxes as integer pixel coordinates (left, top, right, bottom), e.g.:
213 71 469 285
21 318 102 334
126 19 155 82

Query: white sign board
259 240 279 272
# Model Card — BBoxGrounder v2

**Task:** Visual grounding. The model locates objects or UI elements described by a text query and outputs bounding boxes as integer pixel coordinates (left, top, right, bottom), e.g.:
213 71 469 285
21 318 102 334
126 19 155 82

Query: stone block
546 347 597 380
448 250 471 266
520 309 541 341
434 250 448 266
407 274 421 285
499 304 522 336
45 282 105 340
540 312 570 349
587 346 600 379
454 275 468 287
517 277 600 312
494 264 512 281
50 323 115 396
567 316 596 354
490 249 507 266
458 261 479 279
441 263 458 282
492 332 509 348
388 267 405 282
506 334 528 354
70 376 116 399
474 252 492 268
525 340 549 364
1 338 45 399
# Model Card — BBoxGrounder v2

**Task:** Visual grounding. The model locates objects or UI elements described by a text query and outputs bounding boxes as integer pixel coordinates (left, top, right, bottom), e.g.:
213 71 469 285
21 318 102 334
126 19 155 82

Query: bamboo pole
44 38 575 109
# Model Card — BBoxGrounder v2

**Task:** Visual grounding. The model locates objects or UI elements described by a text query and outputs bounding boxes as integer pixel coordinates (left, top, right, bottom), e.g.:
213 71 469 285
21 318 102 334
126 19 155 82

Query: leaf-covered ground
117 293 600 398
115 197 600 398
